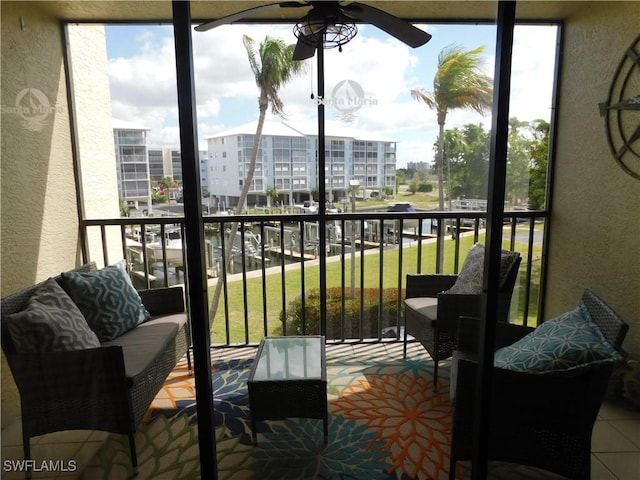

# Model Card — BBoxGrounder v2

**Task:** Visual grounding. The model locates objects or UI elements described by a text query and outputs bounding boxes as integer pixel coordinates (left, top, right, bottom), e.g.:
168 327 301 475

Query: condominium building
148 148 185 184
113 119 151 212
206 120 397 209
148 148 209 199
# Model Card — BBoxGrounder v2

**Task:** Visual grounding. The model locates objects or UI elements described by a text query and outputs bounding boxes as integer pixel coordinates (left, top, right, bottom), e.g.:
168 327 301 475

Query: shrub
281 287 404 340
152 193 168 204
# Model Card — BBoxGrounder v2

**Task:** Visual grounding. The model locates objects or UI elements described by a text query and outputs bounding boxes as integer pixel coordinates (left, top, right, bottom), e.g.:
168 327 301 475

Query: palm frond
243 35 308 117
242 35 261 81
410 88 437 109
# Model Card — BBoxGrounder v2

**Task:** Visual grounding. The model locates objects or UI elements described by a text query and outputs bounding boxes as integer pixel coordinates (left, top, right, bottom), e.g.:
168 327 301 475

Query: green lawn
209 228 543 344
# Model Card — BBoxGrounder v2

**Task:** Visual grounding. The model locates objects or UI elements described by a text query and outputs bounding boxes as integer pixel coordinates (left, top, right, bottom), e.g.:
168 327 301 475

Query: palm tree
119 199 130 218
265 185 279 209
209 35 306 327
411 44 493 211
158 176 178 191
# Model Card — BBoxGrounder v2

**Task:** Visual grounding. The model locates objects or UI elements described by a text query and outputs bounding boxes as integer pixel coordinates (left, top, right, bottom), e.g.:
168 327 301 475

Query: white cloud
509 25 558 122
103 22 558 159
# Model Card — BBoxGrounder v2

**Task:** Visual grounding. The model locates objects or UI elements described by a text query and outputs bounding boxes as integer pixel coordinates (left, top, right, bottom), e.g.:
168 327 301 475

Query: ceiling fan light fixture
293 10 357 49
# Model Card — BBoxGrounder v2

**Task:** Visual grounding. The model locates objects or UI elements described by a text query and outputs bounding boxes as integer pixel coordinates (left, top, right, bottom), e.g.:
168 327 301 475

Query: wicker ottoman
248 336 328 445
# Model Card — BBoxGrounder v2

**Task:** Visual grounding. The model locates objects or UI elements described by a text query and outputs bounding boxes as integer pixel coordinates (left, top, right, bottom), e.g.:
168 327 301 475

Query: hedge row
280 287 404 339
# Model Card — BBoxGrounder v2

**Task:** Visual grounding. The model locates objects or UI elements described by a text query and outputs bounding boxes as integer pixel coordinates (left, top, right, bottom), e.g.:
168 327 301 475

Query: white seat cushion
404 296 438 322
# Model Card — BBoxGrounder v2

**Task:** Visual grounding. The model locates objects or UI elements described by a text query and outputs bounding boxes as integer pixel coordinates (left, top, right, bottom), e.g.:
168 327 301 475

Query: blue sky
104 21 558 167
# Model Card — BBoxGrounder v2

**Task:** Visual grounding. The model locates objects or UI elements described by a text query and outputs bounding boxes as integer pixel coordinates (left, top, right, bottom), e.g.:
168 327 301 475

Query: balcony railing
82 209 547 347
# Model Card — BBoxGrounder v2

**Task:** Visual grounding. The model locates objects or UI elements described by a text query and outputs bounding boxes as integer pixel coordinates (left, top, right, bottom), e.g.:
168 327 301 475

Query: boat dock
269 246 317 261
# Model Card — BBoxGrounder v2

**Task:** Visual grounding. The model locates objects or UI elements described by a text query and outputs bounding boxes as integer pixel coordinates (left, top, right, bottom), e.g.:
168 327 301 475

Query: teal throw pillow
5 279 100 353
59 262 150 341
494 305 622 373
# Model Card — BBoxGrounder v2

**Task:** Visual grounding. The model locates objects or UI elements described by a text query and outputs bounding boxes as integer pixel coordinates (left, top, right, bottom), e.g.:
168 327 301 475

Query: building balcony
1 2 638 479
8 199 634 480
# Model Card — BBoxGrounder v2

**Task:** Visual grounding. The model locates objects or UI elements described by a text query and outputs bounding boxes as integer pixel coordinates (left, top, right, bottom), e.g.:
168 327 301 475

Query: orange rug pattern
86 348 463 479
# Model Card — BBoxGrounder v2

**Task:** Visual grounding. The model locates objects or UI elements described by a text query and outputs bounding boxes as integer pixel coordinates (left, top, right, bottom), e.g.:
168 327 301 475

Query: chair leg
128 433 139 476
186 346 193 375
403 321 408 359
433 359 439 391
432 330 439 391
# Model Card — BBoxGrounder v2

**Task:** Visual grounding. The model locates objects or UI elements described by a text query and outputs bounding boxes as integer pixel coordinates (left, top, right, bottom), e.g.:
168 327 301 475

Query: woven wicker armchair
403 248 521 389
449 289 629 480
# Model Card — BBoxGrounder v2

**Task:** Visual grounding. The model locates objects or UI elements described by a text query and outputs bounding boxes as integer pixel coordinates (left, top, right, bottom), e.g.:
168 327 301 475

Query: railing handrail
84 209 547 225
81 208 548 346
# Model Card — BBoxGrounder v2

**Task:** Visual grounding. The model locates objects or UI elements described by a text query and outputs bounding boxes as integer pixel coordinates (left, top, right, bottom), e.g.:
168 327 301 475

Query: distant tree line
397 117 549 209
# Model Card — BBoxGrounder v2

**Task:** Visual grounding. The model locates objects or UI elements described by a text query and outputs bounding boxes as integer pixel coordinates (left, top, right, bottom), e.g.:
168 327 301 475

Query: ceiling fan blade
342 2 431 48
195 2 307 32
293 38 317 61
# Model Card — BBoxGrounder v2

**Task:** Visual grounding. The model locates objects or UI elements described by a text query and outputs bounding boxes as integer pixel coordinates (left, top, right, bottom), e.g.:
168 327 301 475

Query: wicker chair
1 265 190 477
449 289 629 480
403 248 521 389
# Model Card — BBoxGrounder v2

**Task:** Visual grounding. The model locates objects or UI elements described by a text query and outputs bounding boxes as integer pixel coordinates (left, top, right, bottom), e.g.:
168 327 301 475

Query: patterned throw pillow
446 243 519 294
446 243 485 294
494 305 623 373
5 279 100 353
59 261 150 342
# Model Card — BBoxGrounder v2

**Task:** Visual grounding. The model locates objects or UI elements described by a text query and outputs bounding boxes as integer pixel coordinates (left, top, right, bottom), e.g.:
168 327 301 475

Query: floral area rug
82 344 466 480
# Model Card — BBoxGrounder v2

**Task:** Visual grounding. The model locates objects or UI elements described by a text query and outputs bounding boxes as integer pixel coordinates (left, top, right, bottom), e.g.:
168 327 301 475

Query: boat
126 225 184 268
145 226 184 267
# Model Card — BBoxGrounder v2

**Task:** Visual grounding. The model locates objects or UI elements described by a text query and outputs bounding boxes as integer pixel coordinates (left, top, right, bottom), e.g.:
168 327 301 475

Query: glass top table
248 336 327 444
251 336 324 381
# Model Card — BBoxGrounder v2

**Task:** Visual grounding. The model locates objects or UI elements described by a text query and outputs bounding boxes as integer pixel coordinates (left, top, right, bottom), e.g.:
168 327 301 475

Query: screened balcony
1 2 638 480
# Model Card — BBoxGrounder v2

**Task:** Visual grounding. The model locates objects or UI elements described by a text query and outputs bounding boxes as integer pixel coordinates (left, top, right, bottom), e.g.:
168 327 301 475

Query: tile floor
1 343 639 479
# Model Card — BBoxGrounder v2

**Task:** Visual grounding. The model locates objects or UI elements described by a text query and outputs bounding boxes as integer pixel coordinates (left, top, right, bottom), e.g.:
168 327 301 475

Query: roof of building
112 118 151 131
209 120 304 139
208 119 396 143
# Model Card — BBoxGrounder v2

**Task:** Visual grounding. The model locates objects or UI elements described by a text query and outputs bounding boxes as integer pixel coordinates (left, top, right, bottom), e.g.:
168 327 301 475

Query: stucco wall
1 8 124 429
66 24 123 267
546 3 640 357
1 3 82 427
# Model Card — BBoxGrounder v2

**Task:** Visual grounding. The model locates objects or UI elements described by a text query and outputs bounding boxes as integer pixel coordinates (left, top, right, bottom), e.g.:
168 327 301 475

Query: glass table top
251 336 324 381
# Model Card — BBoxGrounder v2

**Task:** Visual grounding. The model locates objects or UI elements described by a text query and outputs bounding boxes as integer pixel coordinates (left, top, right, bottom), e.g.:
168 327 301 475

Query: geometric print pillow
446 243 486 294
494 304 623 373
446 243 520 294
59 262 150 342
5 278 100 353
497 249 520 288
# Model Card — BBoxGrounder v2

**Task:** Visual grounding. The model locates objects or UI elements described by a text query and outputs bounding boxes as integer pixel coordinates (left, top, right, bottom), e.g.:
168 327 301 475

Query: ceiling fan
195 1 432 60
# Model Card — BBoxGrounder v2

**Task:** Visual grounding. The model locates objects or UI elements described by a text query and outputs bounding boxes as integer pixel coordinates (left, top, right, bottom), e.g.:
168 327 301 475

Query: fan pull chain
310 59 315 99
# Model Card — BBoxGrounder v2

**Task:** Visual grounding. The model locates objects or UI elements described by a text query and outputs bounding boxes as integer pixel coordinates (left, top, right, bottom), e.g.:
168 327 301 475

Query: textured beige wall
546 3 640 356
1 4 81 292
1 9 124 429
66 24 123 267
1 3 82 427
